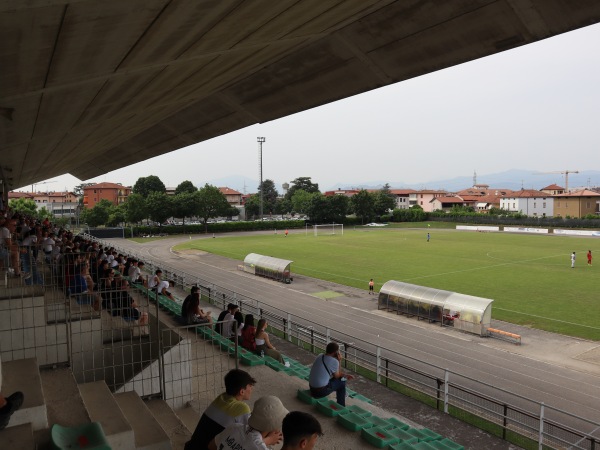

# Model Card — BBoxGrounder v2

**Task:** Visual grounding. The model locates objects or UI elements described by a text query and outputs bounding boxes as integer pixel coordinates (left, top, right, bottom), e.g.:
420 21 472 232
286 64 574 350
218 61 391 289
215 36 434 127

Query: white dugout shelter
243 253 293 284
378 280 493 336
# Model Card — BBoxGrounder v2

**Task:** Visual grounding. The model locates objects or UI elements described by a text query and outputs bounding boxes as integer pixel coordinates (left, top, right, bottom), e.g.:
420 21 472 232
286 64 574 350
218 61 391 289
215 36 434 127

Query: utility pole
257 137 265 220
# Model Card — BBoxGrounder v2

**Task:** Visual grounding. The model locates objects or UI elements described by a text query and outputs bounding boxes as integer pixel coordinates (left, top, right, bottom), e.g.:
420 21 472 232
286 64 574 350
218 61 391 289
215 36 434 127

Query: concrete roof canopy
2 1 600 190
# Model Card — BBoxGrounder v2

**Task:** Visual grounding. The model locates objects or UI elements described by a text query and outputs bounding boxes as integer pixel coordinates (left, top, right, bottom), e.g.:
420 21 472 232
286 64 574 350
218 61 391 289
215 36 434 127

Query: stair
2 358 48 431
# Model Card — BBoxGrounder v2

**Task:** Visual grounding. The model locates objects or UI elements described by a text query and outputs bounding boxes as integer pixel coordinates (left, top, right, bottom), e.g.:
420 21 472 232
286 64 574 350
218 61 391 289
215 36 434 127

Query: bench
487 327 521 345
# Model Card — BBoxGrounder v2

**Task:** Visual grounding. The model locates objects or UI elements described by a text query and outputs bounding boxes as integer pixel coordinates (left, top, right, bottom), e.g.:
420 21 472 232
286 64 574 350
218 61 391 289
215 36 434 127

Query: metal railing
100 237 600 450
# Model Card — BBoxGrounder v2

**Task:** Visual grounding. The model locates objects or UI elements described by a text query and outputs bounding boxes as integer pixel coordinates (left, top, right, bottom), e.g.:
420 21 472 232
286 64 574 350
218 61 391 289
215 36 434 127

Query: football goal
313 223 344 236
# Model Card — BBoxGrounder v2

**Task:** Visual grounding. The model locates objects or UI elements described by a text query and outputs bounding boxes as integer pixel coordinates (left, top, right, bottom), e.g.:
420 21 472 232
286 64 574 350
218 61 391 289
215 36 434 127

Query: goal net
313 224 344 236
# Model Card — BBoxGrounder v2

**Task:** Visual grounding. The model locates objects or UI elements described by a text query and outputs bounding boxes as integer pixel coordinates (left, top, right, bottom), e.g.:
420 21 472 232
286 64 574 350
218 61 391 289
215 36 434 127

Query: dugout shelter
243 253 293 284
378 280 493 336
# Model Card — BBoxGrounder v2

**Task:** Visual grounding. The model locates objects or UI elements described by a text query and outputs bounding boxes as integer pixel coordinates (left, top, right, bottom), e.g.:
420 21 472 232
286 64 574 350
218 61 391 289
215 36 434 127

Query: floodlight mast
257 137 265 220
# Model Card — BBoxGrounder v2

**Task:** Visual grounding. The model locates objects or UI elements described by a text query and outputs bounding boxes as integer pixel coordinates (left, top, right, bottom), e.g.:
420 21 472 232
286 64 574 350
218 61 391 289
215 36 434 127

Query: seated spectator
128 260 145 285
233 310 244 344
241 314 256 352
180 289 212 325
255 319 284 363
209 395 288 450
185 369 256 450
156 278 176 302
281 411 323 450
115 278 148 325
216 303 238 337
149 269 162 291
308 342 353 407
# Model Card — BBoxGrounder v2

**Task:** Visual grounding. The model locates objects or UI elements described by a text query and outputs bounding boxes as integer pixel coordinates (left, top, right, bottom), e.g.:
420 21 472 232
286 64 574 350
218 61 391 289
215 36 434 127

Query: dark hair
282 411 323 445
183 292 200 316
190 285 200 294
234 311 244 326
224 369 256 396
244 314 255 327
326 342 339 355
255 318 267 338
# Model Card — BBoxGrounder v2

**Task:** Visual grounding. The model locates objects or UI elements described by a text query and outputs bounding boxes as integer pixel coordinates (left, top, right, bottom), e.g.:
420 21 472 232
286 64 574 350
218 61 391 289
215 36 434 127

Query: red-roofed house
219 187 243 206
389 189 415 210
83 182 131 208
323 189 360 197
540 184 565 195
553 189 600 218
500 189 552 217
409 190 448 212
430 196 466 212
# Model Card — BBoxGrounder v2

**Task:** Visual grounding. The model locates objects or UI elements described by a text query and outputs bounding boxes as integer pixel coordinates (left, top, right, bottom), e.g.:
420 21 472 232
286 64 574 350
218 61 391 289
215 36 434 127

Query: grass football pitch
174 228 600 340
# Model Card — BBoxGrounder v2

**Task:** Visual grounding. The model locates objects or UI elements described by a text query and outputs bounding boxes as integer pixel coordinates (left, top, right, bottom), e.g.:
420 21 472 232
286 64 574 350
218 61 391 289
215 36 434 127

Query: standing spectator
185 369 256 450
255 319 284 363
571 252 576 268
368 279 374 295
281 411 323 450
587 250 592 266
308 342 353 406
210 395 288 450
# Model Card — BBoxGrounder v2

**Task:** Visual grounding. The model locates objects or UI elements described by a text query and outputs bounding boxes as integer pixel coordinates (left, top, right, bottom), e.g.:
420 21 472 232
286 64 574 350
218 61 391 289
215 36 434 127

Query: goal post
313 223 344 236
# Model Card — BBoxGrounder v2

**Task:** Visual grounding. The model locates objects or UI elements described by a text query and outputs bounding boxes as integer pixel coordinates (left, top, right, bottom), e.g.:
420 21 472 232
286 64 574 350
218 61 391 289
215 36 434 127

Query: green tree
275 198 292 216
73 182 94 198
196 184 231 232
175 180 197 195
291 190 315 215
172 191 200 225
145 192 173 225
285 177 320 200
244 195 259 220
351 190 375 224
257 179 279 216
326 194 350 223
8 198 38 217
125 193 148 224
374 183 396 216
306 193 328 223
132 175 166 197
81 199 113 227
107 204 126 226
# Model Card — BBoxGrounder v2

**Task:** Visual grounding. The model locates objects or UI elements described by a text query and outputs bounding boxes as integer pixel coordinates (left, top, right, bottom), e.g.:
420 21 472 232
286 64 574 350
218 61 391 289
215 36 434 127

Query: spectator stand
377 280 493 337
243 253 293 284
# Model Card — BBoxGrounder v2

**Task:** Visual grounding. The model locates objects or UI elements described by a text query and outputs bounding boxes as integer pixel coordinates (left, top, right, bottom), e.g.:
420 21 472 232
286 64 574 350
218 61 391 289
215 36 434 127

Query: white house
500 189 553 217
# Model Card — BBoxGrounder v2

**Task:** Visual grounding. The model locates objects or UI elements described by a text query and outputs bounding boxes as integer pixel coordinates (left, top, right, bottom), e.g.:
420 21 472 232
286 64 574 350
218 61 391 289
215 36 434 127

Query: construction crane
31 180 57 193
534 170 579 192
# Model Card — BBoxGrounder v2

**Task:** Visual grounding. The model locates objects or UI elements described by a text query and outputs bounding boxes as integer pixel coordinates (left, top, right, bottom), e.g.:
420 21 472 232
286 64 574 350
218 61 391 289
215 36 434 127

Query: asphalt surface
106 233 600 449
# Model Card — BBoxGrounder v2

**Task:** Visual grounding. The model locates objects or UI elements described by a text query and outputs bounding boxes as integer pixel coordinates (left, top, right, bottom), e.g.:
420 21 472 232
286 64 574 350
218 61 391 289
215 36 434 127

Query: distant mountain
328 170 600 193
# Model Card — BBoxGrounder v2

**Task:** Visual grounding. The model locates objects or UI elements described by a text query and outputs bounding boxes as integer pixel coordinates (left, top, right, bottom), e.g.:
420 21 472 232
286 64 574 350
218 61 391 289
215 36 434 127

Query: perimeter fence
96 235 600 450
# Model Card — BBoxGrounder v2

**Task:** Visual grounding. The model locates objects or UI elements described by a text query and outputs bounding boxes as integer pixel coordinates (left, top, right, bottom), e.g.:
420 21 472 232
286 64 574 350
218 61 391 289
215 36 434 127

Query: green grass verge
175 228 600 340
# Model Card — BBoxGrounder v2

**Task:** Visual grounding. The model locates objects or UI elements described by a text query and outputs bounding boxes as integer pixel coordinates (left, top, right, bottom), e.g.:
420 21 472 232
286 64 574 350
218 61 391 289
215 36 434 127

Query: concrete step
2 357 48 430
2 422 35 450
79 381 135 450
145 398 191 450
114 391 171 450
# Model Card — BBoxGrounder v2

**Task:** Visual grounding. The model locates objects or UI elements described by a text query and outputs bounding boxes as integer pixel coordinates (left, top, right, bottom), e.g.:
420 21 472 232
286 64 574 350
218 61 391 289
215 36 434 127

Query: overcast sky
29 22 600 194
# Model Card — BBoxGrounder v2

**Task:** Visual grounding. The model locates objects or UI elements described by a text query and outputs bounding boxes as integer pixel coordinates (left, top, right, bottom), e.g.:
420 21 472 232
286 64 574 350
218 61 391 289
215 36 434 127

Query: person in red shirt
587 250 592 266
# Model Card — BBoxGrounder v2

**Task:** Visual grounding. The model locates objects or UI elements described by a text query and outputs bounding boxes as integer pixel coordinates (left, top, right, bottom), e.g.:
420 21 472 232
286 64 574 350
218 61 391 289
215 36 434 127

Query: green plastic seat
336 412 374 431
297 389 318 405
350 393 373 403
240 353 266 366
51 422 111 449
342 404 372 418
315 398 347 417
386 416 410 430
388 427 418 443
407 427 442 442
361 426 400 448
365 415 394 429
